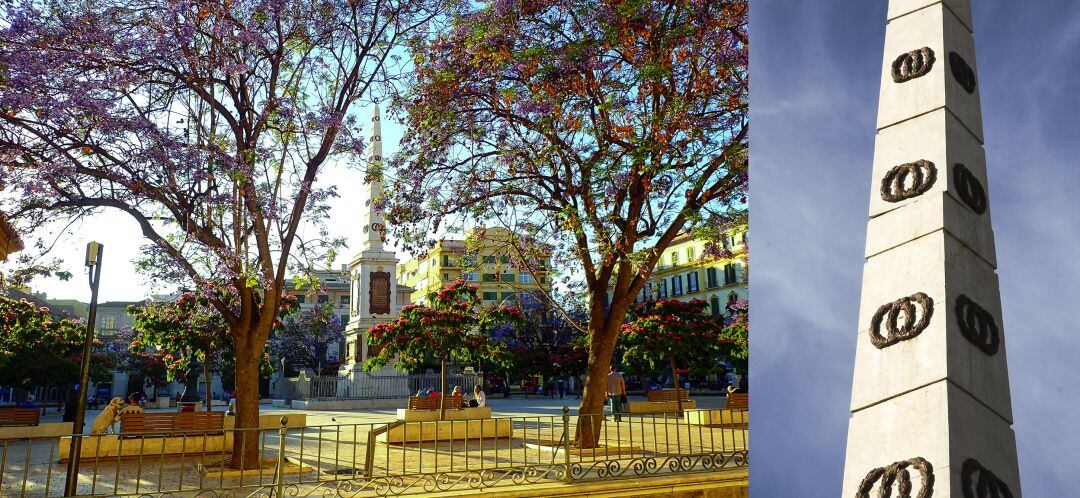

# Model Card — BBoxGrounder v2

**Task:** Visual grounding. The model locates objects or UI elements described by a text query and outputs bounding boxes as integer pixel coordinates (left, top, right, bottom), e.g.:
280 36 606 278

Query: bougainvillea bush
365 280 521 418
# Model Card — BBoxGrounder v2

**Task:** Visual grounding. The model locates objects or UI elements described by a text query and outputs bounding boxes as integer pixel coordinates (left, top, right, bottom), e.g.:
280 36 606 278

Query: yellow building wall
399 227 551 305
640 229 748 316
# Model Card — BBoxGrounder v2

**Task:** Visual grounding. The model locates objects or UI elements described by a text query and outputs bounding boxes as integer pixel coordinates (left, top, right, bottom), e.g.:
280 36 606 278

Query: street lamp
64 242 103 496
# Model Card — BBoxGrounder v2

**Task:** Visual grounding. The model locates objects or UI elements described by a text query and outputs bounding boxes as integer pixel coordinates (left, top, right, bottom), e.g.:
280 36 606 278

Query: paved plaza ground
3 394 743 496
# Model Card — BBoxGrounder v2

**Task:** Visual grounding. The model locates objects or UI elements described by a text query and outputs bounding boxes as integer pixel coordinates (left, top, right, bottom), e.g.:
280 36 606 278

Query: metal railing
280 373 483 401
0 408 747 496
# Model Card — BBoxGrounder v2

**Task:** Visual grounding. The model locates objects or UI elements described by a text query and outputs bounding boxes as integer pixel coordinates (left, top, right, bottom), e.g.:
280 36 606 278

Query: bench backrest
120 411 225 434
407 394 464 411
647 389 690 403
727 393 749 409
0 407 40 426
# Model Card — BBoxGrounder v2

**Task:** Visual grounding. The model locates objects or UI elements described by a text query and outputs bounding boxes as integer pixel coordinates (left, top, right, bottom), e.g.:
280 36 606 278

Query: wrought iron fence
280 373 483 401
0 408 747 496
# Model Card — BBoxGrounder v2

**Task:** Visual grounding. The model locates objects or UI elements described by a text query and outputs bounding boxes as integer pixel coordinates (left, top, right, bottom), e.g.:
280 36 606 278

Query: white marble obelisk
342 105 402 380
841 2 1020 497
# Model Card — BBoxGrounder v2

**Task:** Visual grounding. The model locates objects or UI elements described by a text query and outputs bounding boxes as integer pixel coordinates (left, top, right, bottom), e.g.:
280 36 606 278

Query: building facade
282 267 352 364
398 226 552 306
636 228 748 318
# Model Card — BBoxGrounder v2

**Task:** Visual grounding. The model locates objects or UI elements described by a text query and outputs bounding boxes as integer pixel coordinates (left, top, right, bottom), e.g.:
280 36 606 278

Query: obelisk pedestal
841 2 1020 496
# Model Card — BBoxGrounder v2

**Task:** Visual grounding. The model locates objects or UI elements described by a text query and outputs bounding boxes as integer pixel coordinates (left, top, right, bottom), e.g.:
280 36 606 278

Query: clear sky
9 104 408 304
750 1 1080 495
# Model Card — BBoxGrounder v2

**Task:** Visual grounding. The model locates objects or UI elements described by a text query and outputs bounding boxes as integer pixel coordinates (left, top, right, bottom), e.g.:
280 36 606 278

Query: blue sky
749 1 1080 496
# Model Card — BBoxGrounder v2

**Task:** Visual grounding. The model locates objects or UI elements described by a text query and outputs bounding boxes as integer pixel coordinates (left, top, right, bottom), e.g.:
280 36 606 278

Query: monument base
377 418 512 444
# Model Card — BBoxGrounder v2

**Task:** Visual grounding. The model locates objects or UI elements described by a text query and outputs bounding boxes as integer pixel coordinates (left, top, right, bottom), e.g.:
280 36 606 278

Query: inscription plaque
369 271 392 315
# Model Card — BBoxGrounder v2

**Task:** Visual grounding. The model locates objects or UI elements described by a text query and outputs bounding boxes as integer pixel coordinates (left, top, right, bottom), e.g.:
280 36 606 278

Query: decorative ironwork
950 52 977 94
881 160 937 202
856 457 934 498
870 292 934 349
961 459 1013 498
892 47 936 83
953 164 987 214
568 452 747 481
956 295 1000 356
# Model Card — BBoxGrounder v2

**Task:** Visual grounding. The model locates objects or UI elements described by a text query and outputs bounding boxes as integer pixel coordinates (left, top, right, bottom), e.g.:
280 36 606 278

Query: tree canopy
383 0 747 446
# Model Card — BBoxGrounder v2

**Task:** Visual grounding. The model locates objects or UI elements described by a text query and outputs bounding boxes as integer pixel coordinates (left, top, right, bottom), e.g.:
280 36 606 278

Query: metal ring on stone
892 47 936 83
961 458 1013 498
953 164 987 214
949 52 978 94
856 457 934 498
870 292 934 349
881 160 937 203
955 295 1000 356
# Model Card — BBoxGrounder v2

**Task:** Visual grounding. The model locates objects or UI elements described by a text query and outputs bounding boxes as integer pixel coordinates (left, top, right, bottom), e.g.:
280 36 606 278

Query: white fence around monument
277 372 482 401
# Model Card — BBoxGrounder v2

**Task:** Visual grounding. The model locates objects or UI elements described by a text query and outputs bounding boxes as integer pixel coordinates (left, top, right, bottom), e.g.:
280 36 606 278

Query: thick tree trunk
573 317 622 449
229 344 262 469
669 355 684 416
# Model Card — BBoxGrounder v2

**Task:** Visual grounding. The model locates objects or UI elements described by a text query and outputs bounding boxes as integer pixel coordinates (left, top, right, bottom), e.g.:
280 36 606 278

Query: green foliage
364 280 521 373
128 292 298 381
619 299 729 372
0 294 88 387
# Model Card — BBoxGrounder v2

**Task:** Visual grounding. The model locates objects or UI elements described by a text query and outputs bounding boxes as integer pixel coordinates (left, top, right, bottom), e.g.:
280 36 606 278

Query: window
671 275 683 295
482 273 498 282
539 276 546 284
340 315 350 326
101 316 117 329
442 255 454 267
296 294 306 304
483 291 498 301
724 264 737 285
518 273 534 283
706 268 718 288
501 292 516 301
500 273 515 282
711 296 721 316
687 271 699 292
499 255 510 264
658 281 668 298
318 294 329 304
340 295 350 305
443 273 450 281
482 255 497 264
671 252 680 266
687 247 696 261
462 271 478 281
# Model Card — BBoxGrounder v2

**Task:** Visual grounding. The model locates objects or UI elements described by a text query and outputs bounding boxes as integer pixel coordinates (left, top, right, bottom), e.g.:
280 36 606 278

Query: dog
89 397 125 434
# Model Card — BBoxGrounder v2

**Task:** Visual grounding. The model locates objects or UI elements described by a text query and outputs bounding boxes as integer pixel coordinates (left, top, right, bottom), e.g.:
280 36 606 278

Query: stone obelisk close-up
841 1 1020 497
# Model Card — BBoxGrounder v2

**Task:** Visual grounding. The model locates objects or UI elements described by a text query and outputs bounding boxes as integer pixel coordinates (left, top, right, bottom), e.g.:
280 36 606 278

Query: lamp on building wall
64 242 104 496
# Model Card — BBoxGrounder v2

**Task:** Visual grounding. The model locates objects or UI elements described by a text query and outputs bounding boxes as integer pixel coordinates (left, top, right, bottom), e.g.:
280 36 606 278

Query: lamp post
64 241 103 496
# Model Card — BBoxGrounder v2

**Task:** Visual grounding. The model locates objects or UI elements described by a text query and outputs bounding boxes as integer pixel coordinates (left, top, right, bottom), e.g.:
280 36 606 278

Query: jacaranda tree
383 0 748 446
365 279 521 419
270 300 346 375
128 292 298 410
0 0 450 468
620 299 731 415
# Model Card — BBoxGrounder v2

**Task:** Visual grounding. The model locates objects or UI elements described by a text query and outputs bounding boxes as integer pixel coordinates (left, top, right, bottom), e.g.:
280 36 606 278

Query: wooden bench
407 394 465 411
646 389 691 403
725 391 751 408
120 412 225 436
0 407 40 427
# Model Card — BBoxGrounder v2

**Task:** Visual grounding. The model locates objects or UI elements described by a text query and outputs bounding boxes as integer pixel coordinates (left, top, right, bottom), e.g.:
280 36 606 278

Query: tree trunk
669 354 684 417
229 344 262 469
573 317 623 449
438 356 447 421
204 358 212 412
